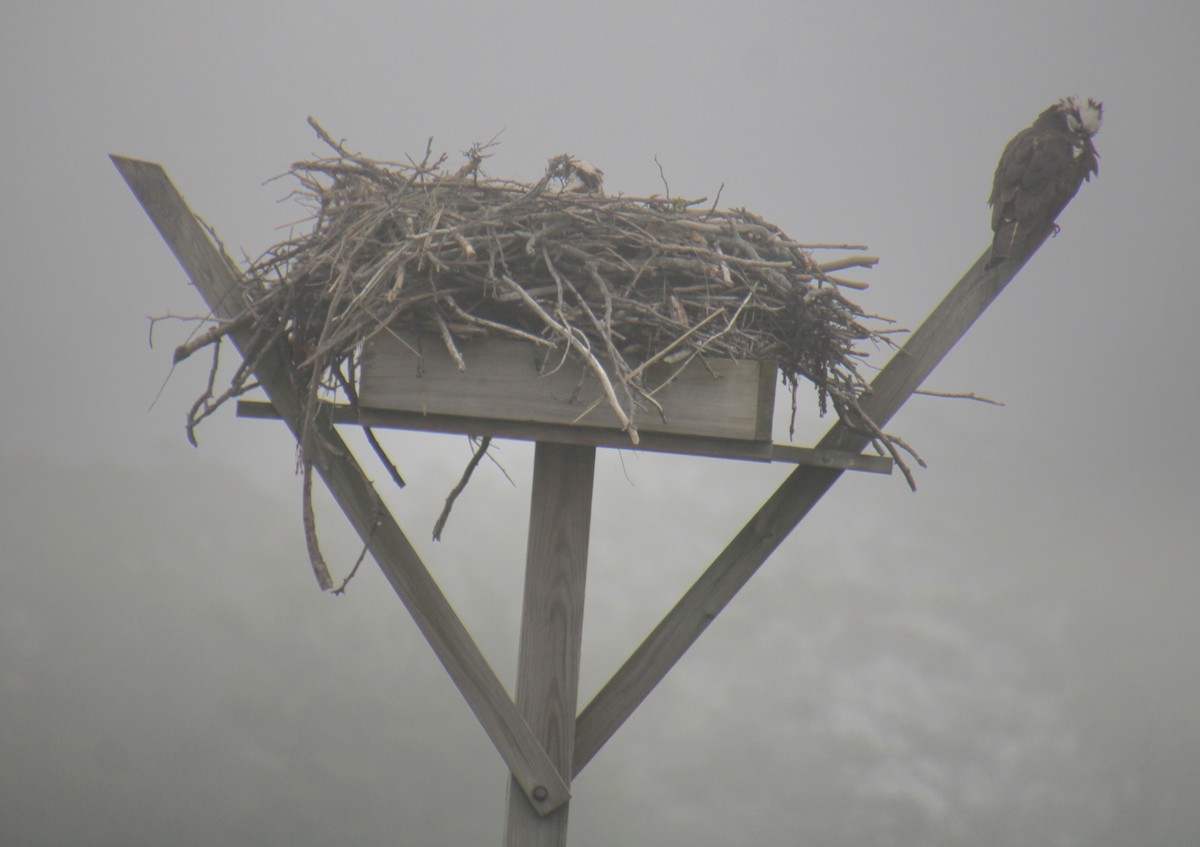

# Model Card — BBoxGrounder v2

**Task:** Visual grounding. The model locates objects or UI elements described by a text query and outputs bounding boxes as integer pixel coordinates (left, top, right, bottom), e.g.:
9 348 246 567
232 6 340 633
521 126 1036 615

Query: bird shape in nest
988 96 1102 267
547 153 605 194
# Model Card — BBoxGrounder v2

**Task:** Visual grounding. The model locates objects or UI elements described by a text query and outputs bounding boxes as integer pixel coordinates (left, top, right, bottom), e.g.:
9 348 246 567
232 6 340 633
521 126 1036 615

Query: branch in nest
307 116 396 178
815 255 879 274
440 297 558 348
332 544 370 595
499 273 639 445
171 310 257 364
333 365 405 489
453 130 504 182
823 275 871 291
147 312 216 350
566 307 726 424
433 436 492 541
302 460 334 591
805 391 925 491
433 309 467 372
915 389 1005 406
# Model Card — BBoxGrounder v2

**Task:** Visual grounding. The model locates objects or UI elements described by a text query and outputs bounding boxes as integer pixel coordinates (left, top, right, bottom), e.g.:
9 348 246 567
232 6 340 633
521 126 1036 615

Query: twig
843 397 924 491
433 309 467 371
781 242 870 250
172 311 257 364
333 365 406 488
500 274 639 444
332 544 370 595
824 274 871 291
147 312 215 350
433 436 492 541
815 255 879 274
915 389 1005 406
185 339 223 447
482 441 516 487
566 307 727 425
699 183 725 222
441 297 557 347
654 154 671 199
302 460 334 591
307 117 390 178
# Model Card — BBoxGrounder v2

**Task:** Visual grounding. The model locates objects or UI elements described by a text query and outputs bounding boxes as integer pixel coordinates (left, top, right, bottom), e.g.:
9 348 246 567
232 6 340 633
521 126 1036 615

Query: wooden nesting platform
359 330 776 442
239 330 892 473
114 145 1062 847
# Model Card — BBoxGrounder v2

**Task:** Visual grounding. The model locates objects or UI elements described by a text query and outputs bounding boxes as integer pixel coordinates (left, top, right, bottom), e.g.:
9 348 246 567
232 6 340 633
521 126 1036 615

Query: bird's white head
1062 96 1103 137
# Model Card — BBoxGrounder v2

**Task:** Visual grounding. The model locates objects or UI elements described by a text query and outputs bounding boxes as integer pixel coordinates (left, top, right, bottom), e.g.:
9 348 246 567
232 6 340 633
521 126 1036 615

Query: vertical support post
504 442 596 846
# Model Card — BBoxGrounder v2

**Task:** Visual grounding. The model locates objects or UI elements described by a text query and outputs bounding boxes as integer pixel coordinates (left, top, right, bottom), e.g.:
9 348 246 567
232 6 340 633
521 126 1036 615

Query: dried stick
302 460 334 591
541 246 639 415
914 389 1005 406
815 255 880 274
441 297 557 347
843 397 925 491
824 275 871 291
185 339 222 447
433 436 492 541
433 309 467 371
170 310 257 364
500 274 639 444
333 365 406 489
566 308 726 424
332 544 370 595
780 241 870 250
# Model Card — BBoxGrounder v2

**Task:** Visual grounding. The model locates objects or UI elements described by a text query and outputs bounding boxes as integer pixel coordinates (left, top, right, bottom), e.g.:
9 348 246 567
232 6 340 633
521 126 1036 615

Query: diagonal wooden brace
572 230 1059 775
111 156 571 814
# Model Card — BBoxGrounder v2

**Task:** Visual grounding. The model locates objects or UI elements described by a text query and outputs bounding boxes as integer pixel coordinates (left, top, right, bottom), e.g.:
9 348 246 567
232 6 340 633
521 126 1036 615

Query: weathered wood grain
236 399 894 473
111 156 570 814
572 237 1055 776
504 443 595 845
360 330 774 442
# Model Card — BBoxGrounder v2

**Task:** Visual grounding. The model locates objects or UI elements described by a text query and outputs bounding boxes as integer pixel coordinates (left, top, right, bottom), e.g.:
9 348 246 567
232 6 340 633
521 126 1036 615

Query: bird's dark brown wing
988 128 1075 265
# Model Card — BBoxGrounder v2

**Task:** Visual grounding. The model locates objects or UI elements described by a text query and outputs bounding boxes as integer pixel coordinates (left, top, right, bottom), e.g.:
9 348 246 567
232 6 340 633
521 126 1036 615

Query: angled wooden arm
573 239 1051 775
111 156 571 814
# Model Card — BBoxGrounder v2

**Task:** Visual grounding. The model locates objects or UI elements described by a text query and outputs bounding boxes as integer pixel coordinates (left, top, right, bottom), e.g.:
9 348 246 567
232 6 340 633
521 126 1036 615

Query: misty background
3 2 1198 845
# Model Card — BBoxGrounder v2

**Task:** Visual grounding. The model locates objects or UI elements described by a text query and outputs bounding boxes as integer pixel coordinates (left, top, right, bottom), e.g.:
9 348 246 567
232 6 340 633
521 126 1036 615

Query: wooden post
504 442 596 846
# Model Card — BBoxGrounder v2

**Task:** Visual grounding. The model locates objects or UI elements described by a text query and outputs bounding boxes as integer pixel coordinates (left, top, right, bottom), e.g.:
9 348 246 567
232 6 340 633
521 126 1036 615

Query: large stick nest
176 120 915 583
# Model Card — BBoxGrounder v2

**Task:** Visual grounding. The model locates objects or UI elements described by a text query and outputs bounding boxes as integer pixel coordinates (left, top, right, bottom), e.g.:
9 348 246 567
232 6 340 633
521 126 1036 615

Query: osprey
987 97 1102 267
547 154 605 194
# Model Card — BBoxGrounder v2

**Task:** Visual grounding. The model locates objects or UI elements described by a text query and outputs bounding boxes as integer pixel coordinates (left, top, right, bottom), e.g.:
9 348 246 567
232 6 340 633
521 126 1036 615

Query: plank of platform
572 231 1057 776
111 155 571 815
359 330 775 442
235 400 894 474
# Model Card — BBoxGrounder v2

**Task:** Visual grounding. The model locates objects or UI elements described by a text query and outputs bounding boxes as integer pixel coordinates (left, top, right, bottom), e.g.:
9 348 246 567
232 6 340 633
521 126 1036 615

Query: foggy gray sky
3 2 1198 845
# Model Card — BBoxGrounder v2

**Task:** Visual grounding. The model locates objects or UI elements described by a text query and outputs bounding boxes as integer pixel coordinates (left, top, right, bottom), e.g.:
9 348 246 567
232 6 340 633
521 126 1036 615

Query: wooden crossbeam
234 400 895 474
572 236 1054 775
111 156 571 815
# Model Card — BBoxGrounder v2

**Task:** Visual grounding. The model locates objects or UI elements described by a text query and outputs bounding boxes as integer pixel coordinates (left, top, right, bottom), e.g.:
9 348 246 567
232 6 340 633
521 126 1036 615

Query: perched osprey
547 154 605 194
988 97 1102 267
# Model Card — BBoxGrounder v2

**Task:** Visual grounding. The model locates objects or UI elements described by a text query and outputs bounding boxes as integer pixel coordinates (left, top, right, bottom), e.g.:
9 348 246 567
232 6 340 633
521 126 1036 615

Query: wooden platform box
357 330 776 452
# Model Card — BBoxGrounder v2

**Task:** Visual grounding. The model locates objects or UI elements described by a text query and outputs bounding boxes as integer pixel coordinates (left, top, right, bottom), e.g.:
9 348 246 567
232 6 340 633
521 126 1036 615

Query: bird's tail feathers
987 220 1019 268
